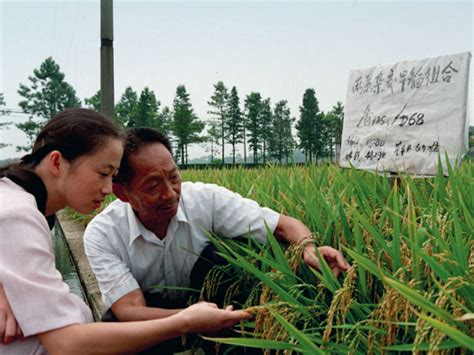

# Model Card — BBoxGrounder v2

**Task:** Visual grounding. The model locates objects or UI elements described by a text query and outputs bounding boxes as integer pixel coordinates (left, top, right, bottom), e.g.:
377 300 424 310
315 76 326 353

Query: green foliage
225 86 245 165
84 90 101 112
136 87 160 128
180 163 473 353
259 98 272 164
172 85 204 165
208 81 229 164
244 92 263 164
322 101 345 160
157 106 173 136
17 57 81 151
330 101 344 145
115 86 139 127
268 100 295 163
204 121 221 163
295 88 324 162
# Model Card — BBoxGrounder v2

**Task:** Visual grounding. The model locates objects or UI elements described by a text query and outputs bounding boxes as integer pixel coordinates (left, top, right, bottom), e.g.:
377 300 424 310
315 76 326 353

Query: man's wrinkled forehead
129 142 177 175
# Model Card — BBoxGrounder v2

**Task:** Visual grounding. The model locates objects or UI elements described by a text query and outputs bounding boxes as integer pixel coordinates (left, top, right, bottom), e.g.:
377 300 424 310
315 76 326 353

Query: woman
0 108 250 354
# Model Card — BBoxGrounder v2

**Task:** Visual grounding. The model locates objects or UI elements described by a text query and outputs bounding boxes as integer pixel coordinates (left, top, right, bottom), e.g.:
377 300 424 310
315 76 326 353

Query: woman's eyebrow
99 163 119 171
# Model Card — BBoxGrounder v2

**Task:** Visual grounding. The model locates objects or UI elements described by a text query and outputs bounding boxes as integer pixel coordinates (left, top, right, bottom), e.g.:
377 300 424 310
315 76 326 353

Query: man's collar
175 204 188 224
125 203 144 247
125 202 189 247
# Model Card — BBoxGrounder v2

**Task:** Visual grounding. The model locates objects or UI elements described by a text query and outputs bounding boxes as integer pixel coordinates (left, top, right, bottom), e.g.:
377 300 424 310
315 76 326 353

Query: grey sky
1 0 472 160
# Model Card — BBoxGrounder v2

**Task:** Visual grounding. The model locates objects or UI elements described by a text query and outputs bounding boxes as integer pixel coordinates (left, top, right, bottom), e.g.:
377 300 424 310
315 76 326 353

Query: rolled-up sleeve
0 207 92 337
209 184 280 243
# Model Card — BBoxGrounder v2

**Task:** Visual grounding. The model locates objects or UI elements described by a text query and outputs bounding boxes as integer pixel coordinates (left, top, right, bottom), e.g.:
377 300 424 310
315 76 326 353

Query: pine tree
324 101 344 161
207 81 228 164
136 87 160 128
269 100 295 164
259 98 272 164
244 92 262 164
116 87 139 127
205 121 221 164
17 57 81 151
158 106 173 136
332 101 344 145
283 117 296 164
224 86 244 165
84 90 101 112
322 112 334 159
171 85 204 165
295 88 323 162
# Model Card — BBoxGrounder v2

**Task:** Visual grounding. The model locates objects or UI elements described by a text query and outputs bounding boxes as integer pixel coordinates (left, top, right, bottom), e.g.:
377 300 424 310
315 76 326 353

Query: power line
1 109 29 115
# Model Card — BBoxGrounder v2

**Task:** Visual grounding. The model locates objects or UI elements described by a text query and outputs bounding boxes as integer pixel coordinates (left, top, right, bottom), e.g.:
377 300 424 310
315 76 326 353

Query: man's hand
274 215 350 277
303 245 350 277
0 283 24 344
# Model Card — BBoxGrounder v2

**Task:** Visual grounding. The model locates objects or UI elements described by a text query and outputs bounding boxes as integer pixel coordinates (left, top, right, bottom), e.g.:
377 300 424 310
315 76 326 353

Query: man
84 128 349 339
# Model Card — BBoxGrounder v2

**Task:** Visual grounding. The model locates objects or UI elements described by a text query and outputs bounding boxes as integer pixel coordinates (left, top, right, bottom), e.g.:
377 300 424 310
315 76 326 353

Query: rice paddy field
72 161 473 354
182 162 473 354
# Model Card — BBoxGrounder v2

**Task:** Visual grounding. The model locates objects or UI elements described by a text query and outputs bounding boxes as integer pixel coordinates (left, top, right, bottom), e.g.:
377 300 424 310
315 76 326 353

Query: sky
0 0 473 160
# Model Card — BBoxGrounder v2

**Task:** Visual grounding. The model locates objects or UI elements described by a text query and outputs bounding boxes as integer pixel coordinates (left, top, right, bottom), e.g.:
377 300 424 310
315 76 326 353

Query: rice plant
182 162 473 354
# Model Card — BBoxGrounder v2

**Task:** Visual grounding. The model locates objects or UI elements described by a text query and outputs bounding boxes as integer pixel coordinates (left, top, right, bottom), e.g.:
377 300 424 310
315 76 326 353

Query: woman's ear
113 183 129 202
48 151 66 177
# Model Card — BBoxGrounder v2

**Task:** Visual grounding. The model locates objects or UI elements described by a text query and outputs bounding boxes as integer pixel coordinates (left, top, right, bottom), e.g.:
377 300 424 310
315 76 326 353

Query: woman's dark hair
21 108 121 167
114 127 172 185
0 108 121 220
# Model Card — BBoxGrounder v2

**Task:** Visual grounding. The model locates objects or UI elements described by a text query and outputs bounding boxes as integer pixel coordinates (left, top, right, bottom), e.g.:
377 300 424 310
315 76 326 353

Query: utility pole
101 0 114 119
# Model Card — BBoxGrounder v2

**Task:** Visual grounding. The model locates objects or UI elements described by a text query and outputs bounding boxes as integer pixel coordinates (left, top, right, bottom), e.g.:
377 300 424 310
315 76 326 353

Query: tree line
0 57 344 165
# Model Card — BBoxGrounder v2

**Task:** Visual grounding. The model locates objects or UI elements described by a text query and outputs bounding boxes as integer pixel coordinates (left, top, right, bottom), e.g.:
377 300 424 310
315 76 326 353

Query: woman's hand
177 302 251 334
0 283 24 344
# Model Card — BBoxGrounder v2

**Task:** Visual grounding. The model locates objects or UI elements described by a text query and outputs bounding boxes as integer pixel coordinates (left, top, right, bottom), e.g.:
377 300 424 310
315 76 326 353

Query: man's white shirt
84 181 280 306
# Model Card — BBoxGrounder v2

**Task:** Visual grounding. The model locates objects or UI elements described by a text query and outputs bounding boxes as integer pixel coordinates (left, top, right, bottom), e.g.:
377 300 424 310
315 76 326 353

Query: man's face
120 143 182 225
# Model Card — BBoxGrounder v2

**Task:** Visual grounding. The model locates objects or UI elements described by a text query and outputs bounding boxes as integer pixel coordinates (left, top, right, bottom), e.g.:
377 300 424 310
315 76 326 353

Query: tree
158 106 173 136
84 91 101 112
321 102 344 161
244 92 263 164
259 98 272 164
0 93 12 150
269 100 295 164
136 87 160 128
115 87 139 127
204 121 221 164
295 88 324 162
208 81 228 164
331 101 344 160
224 86 244 165
17 57 81 151
171 85 204 165
322 112 336 160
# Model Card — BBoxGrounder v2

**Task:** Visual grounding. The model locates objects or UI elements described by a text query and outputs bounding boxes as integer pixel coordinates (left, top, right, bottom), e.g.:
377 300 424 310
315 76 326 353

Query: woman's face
63 138 123 214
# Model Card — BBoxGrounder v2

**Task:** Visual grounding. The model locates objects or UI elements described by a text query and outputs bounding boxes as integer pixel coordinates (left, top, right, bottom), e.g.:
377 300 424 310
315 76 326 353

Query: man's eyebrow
141 174 163 185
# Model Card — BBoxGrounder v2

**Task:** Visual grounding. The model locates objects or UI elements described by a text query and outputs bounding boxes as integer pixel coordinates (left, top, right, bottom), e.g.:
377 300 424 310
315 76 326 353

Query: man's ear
113 183 129 202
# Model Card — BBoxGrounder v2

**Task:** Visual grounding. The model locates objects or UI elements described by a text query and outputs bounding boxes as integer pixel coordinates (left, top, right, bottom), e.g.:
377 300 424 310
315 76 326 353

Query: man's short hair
114 127 173 184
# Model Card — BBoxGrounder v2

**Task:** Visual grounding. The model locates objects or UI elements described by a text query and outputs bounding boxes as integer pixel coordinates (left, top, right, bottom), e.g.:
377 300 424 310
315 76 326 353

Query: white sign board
340 52 471 176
